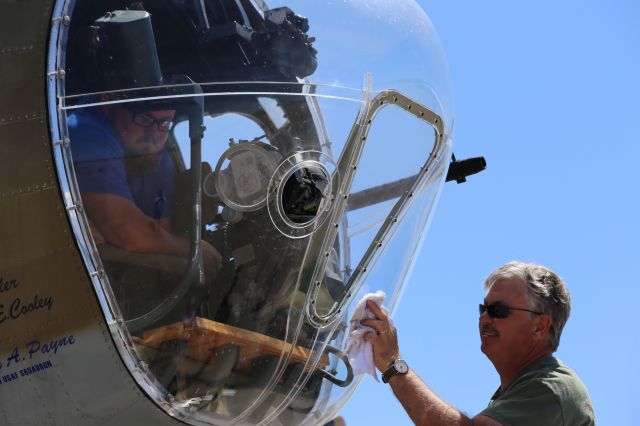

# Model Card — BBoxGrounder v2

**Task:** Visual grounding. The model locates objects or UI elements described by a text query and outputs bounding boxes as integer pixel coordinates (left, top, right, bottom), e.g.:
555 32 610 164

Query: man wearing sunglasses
362 261 594 425
69 103 222 280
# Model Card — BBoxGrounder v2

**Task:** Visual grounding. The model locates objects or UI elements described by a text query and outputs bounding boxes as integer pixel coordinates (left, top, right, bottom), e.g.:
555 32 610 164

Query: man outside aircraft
362 261 595 425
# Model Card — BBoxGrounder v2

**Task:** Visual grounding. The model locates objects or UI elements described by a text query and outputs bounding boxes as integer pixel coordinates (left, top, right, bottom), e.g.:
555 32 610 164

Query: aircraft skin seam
0 45 42 56
0 113 44 126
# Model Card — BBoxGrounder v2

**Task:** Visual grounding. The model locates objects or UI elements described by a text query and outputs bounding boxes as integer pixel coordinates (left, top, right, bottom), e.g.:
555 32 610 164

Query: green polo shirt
479 355 595 425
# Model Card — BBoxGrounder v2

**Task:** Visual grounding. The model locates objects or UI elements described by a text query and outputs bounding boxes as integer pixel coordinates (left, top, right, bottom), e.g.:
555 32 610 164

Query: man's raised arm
361 300 500 426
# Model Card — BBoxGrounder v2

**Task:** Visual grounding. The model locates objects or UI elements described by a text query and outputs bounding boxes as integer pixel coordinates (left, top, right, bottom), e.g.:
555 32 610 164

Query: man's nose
479 310 492 325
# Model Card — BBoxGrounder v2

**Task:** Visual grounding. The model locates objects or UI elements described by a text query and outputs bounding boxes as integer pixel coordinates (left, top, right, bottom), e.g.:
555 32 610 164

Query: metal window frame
305 89 448 327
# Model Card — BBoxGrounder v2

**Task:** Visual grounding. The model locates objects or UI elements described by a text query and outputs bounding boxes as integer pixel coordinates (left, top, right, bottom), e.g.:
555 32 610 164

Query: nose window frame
304 89 448 328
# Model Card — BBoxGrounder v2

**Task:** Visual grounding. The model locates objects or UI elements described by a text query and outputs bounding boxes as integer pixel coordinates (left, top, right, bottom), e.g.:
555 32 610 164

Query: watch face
394 359 409 374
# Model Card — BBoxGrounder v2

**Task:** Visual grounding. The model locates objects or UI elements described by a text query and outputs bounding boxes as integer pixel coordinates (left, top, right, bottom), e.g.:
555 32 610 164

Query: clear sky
340 0 640 424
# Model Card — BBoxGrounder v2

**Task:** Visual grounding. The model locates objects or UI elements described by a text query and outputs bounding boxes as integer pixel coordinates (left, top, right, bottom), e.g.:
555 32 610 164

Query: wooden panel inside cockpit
137 316 329 370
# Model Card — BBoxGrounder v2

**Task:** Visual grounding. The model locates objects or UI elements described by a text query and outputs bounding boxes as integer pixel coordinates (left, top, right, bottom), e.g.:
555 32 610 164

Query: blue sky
340 1 640 424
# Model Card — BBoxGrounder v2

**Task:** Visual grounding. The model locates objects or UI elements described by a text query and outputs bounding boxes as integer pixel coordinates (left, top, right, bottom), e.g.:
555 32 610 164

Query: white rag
343 290 390 382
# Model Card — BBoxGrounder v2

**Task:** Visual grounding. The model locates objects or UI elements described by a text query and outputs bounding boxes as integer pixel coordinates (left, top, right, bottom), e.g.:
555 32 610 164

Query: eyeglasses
132 112 174 132
479 303 544 319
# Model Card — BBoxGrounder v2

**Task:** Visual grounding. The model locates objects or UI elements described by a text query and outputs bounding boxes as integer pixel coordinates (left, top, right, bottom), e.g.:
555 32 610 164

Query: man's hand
361 300 401 372
361 301 495 426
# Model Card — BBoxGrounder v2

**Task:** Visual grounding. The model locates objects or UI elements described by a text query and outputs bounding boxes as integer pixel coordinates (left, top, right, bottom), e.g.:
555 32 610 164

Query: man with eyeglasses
68 103 222 280
362 261 594 425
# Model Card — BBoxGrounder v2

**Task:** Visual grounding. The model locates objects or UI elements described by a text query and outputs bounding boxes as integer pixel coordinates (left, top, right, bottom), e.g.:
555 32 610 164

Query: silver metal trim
61 81 363 103
305 90 448 327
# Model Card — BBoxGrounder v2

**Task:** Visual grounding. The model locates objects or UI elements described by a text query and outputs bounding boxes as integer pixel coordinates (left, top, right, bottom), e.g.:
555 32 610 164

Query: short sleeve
69 110 134 201
479 380 563 426
73 153 132 200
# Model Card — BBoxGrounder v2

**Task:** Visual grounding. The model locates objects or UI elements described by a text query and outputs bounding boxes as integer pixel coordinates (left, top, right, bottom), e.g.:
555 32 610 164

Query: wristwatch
382 358 409 383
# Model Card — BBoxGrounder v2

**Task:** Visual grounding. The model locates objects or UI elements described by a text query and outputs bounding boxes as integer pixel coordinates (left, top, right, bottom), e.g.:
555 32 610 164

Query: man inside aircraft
362 261 595 425
68 102 222 279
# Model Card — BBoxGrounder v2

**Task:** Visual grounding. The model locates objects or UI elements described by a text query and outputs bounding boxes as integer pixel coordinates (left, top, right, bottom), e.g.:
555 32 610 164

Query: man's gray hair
483 261 571 351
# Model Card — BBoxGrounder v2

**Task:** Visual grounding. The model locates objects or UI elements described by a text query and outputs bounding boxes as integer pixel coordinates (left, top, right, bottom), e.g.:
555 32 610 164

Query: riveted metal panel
0 0 51 48
0 50 45 119
0 186 67 269
0 118 54 194
0 0 50 120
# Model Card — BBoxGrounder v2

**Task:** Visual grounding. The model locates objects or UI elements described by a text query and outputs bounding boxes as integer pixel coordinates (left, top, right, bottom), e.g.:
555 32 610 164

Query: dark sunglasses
479 303 544 319
132 112 174 132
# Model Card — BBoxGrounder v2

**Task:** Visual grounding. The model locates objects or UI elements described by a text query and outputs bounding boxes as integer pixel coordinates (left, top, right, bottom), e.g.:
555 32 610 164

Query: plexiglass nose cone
49 0 454 424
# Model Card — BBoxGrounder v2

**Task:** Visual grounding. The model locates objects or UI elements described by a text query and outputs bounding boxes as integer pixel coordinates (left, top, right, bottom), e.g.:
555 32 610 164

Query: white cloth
343 290 390 381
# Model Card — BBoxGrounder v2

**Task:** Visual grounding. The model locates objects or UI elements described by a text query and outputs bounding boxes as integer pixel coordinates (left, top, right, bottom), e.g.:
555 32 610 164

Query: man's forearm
109 216 189 257
389 369 473 426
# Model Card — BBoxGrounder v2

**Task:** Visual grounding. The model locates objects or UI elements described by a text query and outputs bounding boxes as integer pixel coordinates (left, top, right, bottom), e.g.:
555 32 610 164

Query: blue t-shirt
68 107 175 219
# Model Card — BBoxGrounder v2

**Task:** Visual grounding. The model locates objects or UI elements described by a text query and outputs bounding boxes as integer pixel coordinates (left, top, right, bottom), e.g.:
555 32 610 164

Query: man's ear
533 314 552 338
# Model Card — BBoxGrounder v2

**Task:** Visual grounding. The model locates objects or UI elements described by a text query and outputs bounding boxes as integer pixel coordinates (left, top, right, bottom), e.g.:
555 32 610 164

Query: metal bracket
317 345 354 387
